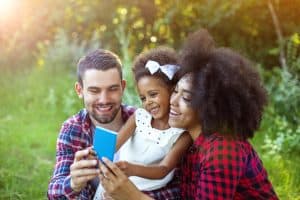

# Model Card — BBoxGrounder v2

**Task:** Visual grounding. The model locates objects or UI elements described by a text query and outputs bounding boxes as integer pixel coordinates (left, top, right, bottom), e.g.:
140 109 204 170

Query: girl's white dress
119 108 184 191
94 108 184 199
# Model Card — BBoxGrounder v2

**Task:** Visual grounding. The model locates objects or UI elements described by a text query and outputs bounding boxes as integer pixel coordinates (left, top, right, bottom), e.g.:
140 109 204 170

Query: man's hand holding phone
70 147 99 192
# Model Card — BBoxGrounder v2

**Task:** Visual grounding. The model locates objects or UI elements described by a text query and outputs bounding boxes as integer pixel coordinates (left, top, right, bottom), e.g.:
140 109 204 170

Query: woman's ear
75 82 83 98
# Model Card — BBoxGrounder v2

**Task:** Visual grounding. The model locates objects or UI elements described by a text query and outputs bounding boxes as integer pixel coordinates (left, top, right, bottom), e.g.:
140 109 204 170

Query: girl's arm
116 131 192 179
116 113 136 151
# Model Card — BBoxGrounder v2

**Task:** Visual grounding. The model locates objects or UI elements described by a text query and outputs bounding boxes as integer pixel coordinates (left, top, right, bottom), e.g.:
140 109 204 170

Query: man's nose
97 91 109 104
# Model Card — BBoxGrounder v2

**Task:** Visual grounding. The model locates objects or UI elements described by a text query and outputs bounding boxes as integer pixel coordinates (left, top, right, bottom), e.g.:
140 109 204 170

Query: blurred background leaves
0 0 299 199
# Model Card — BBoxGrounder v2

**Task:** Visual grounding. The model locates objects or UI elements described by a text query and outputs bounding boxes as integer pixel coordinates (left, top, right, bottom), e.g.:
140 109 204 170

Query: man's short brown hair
77 49 123 85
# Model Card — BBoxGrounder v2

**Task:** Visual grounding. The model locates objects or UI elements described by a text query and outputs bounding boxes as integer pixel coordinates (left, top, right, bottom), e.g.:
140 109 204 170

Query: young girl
94 47 192 200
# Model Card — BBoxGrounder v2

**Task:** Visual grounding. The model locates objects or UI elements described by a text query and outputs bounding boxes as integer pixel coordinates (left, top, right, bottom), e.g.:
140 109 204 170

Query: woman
97 29 278 199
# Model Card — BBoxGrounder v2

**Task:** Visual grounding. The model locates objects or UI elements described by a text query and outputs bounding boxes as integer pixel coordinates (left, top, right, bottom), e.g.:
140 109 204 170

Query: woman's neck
188 124 202 141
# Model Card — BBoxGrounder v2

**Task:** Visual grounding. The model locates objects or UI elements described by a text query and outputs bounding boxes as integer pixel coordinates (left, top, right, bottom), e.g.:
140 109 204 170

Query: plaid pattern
180 132 278 200
143 168 181 200
47 105 135 200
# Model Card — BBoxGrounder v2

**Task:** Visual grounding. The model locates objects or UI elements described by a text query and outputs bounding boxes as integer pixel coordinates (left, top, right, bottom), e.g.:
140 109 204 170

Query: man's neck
91 109 124 132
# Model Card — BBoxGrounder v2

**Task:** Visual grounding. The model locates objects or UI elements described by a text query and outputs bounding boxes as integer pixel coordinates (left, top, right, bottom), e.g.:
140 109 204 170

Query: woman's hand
99 157 153 200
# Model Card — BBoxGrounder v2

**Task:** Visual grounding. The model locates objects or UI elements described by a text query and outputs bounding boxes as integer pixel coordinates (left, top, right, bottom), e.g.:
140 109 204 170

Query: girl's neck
151 117 170 130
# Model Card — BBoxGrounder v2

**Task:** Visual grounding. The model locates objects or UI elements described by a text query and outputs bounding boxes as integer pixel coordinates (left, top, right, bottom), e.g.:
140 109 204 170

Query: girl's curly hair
180 29 267 139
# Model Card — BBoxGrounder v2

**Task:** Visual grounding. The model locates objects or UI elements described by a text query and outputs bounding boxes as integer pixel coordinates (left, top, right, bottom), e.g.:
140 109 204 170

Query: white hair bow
145 60 180 80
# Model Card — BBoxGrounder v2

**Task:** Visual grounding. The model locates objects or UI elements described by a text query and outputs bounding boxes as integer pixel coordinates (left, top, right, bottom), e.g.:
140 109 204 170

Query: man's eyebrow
87 86 99 90
109 84 121 88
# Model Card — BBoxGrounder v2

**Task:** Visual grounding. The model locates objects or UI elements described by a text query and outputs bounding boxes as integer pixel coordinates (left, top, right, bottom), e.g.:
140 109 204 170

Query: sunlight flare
0 0 17 19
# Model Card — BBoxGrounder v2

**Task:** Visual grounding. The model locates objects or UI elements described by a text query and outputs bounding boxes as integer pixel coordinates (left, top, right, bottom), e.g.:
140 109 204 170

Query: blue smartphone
93 126 117 162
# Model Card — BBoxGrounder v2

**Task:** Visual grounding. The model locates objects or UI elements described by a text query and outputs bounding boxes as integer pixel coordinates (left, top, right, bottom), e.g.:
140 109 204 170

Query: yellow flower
291 33 300 45
117 7 127 16
37 58 44 70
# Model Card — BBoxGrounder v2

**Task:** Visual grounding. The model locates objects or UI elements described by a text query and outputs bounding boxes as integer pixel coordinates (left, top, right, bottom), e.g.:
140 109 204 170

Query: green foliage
265 69 300 124
113 12 140 106
286 33 300 77
0 69 61 199
1 0 300 70
258 33 300 155
261 111 300 155
0 30 139 199
249 33 300 199
36 29 100 74
1 1 300 199
257 153 300 200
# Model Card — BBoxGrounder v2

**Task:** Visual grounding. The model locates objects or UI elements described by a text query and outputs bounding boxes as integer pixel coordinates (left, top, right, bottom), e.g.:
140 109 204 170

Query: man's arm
116 132 192 179
48 123 79 199
116 114 136 151
47 123 98 199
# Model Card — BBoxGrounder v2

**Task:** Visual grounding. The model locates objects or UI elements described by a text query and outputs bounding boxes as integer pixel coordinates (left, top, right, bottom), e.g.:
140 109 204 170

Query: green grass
0 69 67 199
0 67 299 199
252 132 300 200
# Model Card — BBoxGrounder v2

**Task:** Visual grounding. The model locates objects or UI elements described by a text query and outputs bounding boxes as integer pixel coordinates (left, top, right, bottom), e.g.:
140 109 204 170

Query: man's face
75 68 125 126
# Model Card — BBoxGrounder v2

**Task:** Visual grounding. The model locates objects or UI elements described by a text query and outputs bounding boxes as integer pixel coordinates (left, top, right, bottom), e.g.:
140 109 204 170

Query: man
48 49 181 199
47 49 135 199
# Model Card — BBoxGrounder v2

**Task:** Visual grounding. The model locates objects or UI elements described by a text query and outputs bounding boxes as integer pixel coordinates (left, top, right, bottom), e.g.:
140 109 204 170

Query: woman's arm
99 158 153 200
116 114 136 151
116 132 192 179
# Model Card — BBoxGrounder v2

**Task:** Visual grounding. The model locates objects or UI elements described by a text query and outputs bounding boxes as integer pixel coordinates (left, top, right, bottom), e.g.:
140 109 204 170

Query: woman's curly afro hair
180 29 267 139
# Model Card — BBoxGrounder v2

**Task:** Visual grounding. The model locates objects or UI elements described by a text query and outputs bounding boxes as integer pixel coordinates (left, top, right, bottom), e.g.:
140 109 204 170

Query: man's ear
75 82 83 98
121 80 126 92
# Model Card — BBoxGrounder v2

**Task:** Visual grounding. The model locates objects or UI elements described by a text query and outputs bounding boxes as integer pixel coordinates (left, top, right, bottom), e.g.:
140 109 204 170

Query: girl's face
137 76 172 122
169 74 201 138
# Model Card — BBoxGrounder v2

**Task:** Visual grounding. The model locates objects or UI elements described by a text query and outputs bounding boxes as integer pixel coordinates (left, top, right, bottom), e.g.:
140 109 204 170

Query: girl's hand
115 161 135 177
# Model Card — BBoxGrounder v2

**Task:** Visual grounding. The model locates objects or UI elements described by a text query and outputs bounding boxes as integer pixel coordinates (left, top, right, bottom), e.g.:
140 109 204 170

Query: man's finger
71 168 100 178
74 149 90 162
87 153 98 161
73 174 98 185
71 159 98 171
89 147 97 156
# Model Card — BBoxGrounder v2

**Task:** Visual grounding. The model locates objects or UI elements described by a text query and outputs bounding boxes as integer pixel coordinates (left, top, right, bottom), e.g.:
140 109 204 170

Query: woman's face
169 74 201 137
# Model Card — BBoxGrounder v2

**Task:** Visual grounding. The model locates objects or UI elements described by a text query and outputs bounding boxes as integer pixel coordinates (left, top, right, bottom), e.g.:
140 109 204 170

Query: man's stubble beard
90 104 121 124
